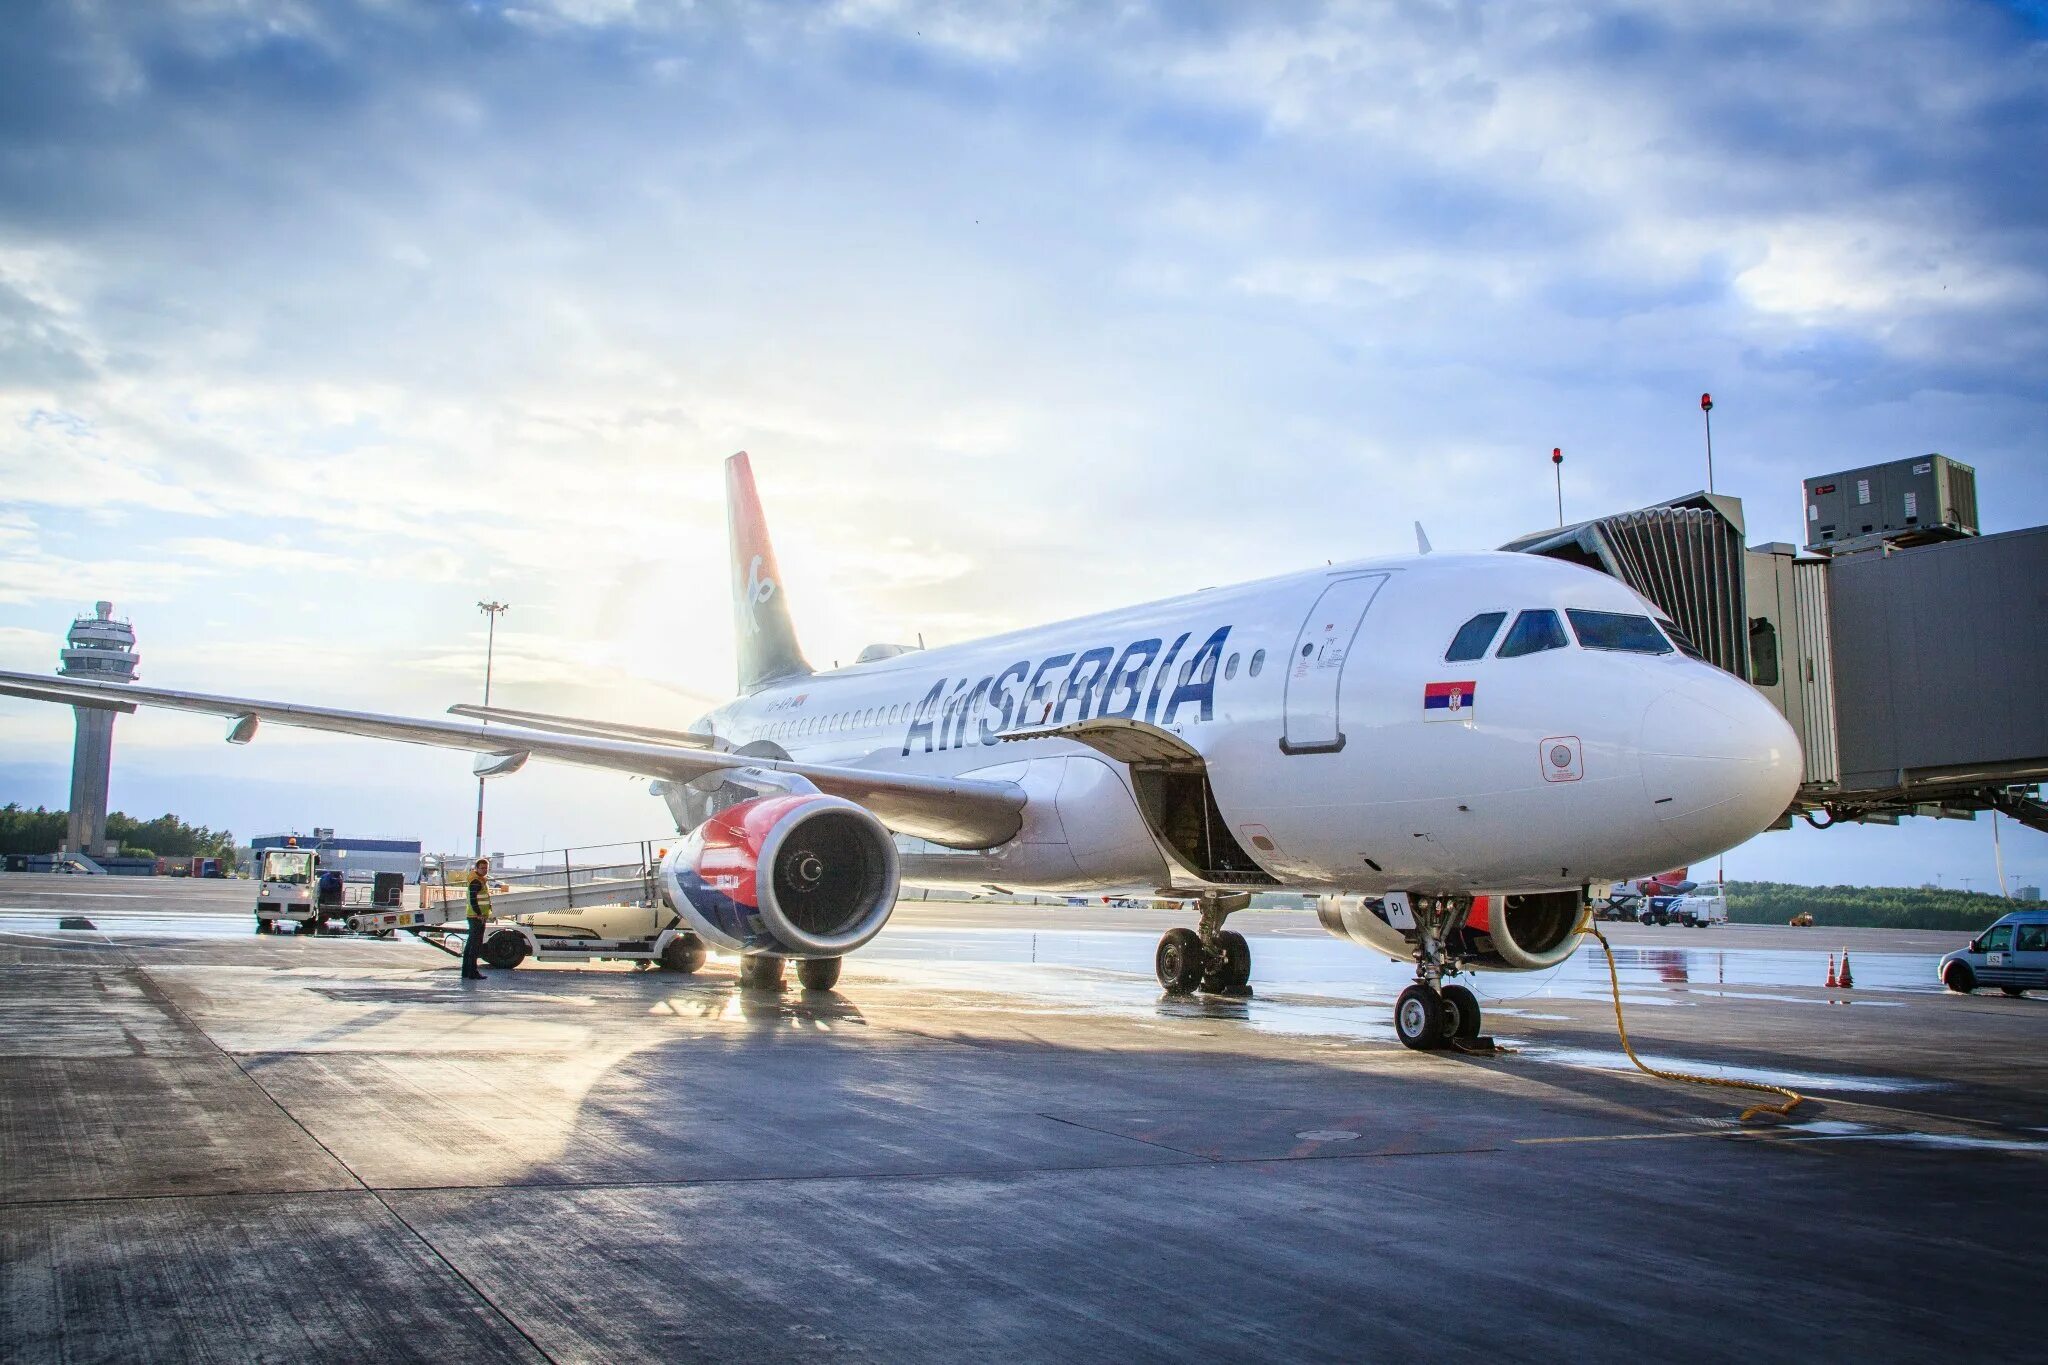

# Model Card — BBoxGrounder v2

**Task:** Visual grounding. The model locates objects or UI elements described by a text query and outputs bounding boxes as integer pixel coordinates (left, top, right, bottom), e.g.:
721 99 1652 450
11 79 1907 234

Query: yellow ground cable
1584 921 1804 1123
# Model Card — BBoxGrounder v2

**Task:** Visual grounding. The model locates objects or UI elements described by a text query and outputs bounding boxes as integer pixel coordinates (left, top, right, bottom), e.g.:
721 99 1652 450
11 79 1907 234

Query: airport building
1503 454 2048 839
252 831 425 882
59 601 139 860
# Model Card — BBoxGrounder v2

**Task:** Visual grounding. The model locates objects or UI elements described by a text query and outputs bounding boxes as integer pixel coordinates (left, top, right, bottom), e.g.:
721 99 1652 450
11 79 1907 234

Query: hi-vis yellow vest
467 873 493 919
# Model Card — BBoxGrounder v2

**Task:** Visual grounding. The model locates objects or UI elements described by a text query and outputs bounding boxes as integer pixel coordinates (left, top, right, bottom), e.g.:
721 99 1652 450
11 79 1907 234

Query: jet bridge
1504 461 2048 835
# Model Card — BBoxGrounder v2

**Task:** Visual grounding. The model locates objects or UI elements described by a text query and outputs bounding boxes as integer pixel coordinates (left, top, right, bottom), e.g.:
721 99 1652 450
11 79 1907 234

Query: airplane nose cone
1640 682 1801 855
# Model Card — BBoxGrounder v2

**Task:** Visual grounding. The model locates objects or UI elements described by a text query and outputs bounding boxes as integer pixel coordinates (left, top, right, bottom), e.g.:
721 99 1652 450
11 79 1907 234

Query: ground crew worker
462 858 493 980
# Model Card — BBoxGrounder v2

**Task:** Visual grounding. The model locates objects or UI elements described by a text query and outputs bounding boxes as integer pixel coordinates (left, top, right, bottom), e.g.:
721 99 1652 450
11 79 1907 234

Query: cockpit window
1445 612 1506 662
1497 610 1568 658
1567 609 1673 655
1656 617 1705 661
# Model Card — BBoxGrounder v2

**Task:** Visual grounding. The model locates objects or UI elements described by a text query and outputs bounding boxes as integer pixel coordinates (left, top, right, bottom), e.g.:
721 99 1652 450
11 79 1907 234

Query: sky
1 0 2044 888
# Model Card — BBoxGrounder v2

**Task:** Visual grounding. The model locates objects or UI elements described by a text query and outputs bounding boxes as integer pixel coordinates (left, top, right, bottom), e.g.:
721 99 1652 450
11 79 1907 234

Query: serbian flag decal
1423 680 1476 720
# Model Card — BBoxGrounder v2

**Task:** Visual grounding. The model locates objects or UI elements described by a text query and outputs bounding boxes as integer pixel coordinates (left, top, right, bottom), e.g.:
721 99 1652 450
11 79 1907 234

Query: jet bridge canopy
1506 484 2048 834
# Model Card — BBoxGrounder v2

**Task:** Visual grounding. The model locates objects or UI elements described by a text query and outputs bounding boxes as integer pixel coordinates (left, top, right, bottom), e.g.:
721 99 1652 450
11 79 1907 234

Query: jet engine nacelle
1318 890 1585 971
658 793 900 957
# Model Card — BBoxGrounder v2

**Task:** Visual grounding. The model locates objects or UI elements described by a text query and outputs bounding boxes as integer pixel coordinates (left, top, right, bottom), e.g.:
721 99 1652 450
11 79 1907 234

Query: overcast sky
2 1 2044 889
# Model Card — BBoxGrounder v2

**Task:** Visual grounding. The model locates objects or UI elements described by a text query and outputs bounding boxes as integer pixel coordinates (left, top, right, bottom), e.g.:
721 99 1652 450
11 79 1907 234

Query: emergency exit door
1281 574 1388 755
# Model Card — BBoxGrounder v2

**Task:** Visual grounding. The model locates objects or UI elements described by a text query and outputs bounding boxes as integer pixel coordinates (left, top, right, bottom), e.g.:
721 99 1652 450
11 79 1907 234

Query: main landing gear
1154 893 1254 997
1392 894 1484 1051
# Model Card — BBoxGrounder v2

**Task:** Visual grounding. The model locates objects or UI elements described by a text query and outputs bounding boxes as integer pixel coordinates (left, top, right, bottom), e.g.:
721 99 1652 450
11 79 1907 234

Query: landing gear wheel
1395 984 1446 1051
481 931 528 969
1201 930 1253 995
1439 983 1481 1041
657 935 706 974
740 955 785 990
1943 961 1976 994
1156 928 1205 996
797 957 842 992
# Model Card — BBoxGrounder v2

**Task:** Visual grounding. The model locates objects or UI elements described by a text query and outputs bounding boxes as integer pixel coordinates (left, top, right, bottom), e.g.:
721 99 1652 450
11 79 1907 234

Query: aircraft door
1281 574 1388 755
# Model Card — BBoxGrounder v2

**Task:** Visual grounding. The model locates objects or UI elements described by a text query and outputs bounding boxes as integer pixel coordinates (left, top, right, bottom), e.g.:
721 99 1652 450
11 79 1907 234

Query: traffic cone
1839 951 1854 989
1826 954 1838 988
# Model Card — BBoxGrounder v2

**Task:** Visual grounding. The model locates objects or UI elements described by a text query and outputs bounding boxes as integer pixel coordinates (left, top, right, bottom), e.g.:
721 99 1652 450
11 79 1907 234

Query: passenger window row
1445 608 1676 662
766 703 911 742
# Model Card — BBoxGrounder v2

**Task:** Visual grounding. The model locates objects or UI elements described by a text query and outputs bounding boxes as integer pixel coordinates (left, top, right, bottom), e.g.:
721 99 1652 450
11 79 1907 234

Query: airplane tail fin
726 451 813 693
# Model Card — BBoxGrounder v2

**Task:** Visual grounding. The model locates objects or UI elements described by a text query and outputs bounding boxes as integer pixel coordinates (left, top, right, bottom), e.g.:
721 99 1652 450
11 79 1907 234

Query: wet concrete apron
2 887 2044 1362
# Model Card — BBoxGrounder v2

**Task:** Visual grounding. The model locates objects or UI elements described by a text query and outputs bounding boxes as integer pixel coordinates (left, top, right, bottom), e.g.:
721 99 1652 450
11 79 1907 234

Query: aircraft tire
1943 962 1976 994
1201 930 1252 995
1156 928 1204 996
1440 983 1481 1040
740 954 785 990
797 956 842 991
658 935 707 974
1395 984 1445 1051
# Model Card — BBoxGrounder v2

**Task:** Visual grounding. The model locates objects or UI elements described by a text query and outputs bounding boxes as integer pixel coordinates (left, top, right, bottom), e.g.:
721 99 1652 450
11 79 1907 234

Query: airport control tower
59 602 139 859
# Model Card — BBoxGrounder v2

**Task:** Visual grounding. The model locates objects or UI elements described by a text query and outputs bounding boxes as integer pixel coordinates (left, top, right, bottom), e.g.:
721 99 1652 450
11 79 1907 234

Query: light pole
1700 392 1715 494
474 600 509 860
1551 448 1564 528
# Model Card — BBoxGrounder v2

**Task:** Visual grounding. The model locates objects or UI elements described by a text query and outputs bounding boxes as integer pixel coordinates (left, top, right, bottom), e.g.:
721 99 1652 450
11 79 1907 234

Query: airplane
0 452 1801 1049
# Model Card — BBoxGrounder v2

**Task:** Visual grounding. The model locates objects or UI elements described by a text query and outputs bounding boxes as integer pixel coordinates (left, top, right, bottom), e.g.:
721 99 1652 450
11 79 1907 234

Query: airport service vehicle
1666 890 1728 928
471 914 709 975
253 845 316 933
0 452 1801 1047
342 891 709 974
1940 910 2048 997
1603 869 1698 922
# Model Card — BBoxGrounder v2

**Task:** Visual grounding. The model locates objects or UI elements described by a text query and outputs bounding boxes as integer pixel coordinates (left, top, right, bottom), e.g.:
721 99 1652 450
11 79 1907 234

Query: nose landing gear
1393 894 1485 1051
1154 892 1254 997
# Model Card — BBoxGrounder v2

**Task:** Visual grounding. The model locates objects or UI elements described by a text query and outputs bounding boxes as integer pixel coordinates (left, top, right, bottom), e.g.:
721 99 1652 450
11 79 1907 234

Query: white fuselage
690 551 1800 897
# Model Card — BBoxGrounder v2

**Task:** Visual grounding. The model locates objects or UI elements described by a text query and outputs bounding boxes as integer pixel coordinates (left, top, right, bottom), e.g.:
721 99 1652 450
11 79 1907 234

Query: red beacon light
1700 392 1713 412
1551 447 1562 465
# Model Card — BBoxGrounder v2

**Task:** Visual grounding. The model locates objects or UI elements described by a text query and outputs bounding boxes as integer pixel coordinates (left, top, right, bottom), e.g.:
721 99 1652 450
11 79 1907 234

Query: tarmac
3 871 2045 1362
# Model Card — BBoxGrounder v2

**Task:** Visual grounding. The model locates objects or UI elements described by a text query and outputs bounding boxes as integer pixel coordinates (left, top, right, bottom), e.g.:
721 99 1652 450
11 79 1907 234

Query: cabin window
1497 609 1569 658
1225 653 1239 680
1566 609 1672 656
1248 649 1265 677
1444 612 1506 662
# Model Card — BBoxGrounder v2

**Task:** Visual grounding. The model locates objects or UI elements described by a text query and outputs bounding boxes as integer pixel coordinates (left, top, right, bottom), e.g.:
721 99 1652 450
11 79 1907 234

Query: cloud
0 0 2041 872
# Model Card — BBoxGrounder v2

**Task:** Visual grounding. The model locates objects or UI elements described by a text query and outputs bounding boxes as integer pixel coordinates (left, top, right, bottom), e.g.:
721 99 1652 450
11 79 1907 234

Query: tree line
1726 879 2044 932
0 804 238 864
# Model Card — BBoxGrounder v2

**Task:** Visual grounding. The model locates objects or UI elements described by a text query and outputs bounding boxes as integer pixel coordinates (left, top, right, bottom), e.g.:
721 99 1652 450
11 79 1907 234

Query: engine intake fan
660 793 901 956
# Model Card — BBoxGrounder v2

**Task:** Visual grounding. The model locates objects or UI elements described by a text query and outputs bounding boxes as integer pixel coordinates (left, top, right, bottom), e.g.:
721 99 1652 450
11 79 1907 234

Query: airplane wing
0 670 1023 849
445 703 716 748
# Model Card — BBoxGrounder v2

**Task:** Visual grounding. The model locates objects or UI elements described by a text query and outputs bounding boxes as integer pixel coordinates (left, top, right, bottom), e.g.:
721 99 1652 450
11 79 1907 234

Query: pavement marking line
1516 1130 1744 1146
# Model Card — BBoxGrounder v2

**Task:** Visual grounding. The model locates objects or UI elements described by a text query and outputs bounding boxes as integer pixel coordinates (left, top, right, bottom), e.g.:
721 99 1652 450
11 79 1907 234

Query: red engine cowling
1455 891 1585 969
658 794 900 956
